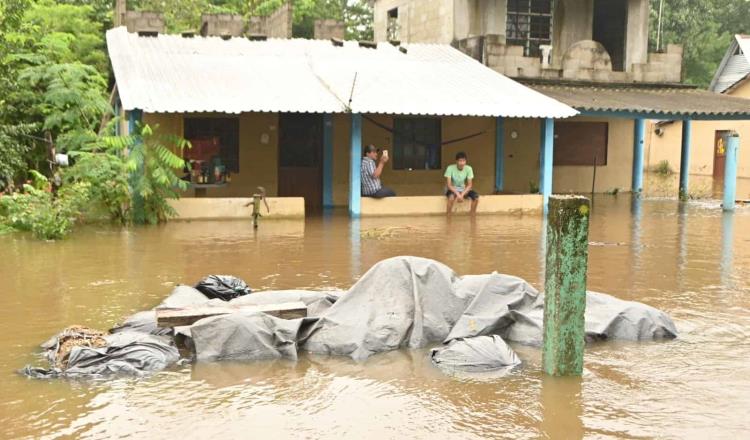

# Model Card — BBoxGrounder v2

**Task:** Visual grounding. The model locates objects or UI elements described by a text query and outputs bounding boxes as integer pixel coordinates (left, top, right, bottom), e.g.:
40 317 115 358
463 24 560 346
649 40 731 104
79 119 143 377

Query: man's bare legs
470 198 479 215
446 194 456 214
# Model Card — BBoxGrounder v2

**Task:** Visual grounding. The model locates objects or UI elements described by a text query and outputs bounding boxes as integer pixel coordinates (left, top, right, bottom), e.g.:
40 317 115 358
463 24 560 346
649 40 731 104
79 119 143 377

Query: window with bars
506 0 553 58
392 117 442 170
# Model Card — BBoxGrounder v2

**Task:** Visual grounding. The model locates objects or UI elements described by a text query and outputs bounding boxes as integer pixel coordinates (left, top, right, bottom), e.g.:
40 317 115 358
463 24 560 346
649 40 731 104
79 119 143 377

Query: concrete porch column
322 113 334 208
679 119 692 199
349 113 362 218
539 118 555 213
723 132 740 212
632 119 645 193
495 117 505 192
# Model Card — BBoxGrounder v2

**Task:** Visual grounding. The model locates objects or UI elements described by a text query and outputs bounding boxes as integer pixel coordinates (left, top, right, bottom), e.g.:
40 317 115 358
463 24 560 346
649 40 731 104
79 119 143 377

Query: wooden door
278 113 323 213
714 130 729 180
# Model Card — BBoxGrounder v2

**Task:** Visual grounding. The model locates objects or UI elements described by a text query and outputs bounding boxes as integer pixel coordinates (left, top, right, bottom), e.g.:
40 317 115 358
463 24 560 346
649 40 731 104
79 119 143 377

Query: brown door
278 113 323 213
714 130 729 180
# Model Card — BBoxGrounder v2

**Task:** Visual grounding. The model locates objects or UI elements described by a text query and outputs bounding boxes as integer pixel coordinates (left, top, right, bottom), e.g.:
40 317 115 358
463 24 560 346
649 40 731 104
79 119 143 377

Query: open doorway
593 0 628 71
278 113 324 213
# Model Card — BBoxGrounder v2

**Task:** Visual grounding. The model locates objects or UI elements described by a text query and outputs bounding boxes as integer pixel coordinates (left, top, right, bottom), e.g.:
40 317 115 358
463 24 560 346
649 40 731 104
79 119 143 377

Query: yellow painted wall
143 112 279 197
553 116 635 193
646 80 750 178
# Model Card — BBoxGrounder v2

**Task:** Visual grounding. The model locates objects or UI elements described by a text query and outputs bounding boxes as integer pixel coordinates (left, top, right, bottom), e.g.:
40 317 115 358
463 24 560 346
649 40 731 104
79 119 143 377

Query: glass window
184 117 240 172
506 0 553 57
393 117 442 170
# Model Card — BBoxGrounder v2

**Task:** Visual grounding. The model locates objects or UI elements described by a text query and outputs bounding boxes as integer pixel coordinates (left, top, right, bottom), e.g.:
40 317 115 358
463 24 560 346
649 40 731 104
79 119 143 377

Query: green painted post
542 195 590 376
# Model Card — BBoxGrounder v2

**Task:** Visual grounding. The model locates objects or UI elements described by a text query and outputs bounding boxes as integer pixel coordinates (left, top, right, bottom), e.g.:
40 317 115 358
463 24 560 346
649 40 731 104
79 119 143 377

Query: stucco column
679 119 692 200
349 113 362 218
723 132 740 211
322 113 334 208
539 118 555 213
495 117 505 192
632 119 645 193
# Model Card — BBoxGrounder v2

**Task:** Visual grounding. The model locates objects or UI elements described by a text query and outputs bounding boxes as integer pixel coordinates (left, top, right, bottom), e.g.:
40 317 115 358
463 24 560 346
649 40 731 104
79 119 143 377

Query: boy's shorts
445 189 479 200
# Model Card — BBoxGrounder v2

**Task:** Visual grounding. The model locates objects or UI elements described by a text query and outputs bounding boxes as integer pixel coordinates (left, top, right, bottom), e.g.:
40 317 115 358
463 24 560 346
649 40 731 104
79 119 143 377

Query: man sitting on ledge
361 144 396 198
445 151 479 215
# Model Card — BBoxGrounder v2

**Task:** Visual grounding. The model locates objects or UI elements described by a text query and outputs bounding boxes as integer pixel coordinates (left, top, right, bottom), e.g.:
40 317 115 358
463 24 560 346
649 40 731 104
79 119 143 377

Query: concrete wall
314 19 345 40
552 0 593 68
373 0 455 43
646 79 750 178
626 0 650 68
123 11 164 34
201 14 245 37
169 197 304 219
266 2 293 39
361 194 542 216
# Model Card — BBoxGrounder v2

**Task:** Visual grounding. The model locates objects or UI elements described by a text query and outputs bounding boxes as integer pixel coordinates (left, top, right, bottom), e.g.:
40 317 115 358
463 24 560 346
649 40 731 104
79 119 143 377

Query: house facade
647 35 750 185
107 19 577 219
372 0 750 199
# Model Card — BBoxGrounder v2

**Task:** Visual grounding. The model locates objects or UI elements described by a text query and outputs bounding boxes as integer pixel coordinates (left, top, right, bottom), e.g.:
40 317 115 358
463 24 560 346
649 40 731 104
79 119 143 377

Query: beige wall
332 114 507 204
143 112 280 197
373 0 455 43
645 81 750 179
146 111 641 206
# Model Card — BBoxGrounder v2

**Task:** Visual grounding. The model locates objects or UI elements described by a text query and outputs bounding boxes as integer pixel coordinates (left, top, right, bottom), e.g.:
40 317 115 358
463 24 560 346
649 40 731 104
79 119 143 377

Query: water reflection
721 212 734 287
1 196 750 439
540 375 584 440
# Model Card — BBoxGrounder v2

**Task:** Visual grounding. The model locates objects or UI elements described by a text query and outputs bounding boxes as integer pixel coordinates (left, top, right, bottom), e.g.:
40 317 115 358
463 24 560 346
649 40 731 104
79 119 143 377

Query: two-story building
373 0 750 198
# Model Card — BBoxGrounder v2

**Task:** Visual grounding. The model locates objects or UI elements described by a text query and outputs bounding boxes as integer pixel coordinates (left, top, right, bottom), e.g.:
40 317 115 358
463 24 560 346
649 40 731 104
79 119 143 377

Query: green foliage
0 176 91 240
64 147 131 225
0 123 35 190
91 124 190 225
653 160 673 176
649 0 748 87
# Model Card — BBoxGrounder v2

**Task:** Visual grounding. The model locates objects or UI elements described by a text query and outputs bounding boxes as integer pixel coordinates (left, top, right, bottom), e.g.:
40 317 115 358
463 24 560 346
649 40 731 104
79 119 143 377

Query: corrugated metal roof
530 83 750 119
106 27 577 118
710 35 750 93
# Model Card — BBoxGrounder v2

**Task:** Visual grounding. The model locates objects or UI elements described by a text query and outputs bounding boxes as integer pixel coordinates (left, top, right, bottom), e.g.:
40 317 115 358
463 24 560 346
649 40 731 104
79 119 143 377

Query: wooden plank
156 301 307 328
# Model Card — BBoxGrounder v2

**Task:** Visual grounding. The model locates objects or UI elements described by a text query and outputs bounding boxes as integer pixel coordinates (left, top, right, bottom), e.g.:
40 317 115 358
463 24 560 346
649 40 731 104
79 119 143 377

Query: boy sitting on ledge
444 151 479 215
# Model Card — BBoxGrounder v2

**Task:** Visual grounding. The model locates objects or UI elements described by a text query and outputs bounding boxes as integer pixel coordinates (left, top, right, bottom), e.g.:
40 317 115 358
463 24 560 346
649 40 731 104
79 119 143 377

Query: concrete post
495 117 505 192
632 119 645 193
539 118 555 213
349 113 362 218
542 195 590 376
723 132 739 212
679 119 692 200
323 114 334 208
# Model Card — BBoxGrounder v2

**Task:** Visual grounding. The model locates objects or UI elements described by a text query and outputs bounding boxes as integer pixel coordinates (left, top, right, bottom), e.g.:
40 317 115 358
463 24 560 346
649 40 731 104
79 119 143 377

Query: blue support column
495 117 505 192
632 119 645 193
679 119 692 199
322 113 334 208
349 113 362 218
539 118 554 213
127 109 144 223
723 133 740 212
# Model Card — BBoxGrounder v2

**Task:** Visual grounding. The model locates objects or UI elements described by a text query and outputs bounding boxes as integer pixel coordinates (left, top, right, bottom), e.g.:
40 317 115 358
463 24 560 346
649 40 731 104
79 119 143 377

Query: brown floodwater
1 193 749 439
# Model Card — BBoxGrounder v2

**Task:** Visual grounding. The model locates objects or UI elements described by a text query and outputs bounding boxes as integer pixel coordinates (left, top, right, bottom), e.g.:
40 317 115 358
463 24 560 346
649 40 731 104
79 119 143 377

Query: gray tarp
431 335 521 372
24 256 678 378
23 332 179 378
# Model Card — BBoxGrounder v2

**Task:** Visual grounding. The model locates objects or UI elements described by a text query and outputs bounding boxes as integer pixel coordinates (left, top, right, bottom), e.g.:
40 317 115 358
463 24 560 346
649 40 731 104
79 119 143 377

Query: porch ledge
169 197 305 220
360 194 543 216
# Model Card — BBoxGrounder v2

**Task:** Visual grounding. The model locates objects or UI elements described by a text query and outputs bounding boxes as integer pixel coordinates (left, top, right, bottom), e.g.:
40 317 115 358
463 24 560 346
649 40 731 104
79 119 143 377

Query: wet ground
1 190 749 439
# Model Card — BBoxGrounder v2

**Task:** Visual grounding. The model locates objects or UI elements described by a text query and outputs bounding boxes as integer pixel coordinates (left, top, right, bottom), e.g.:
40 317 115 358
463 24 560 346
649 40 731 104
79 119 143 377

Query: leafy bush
0 173 90 240
653 160 673 176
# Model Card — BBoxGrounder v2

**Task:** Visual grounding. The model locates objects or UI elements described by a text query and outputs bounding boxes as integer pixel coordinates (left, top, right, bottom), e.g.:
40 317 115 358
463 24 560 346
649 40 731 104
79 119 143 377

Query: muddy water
1 195 749 439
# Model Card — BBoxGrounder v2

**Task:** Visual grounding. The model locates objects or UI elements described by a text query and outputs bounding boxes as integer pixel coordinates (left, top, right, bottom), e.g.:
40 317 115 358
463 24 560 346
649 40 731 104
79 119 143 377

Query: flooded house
647 35 750 187
107 9 579 219
373 0 750 198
